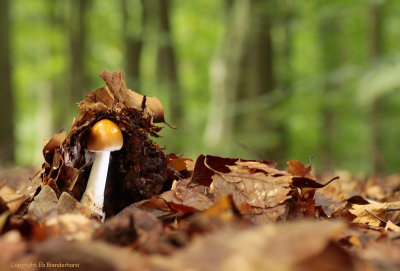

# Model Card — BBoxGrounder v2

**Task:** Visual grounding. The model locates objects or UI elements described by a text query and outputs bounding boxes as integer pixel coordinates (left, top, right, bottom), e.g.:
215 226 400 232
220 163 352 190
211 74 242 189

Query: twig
387 206 400 212
365 209 387 225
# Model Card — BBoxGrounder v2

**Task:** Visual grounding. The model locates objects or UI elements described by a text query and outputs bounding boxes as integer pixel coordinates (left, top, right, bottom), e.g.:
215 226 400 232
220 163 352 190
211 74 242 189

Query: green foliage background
9 0 400 175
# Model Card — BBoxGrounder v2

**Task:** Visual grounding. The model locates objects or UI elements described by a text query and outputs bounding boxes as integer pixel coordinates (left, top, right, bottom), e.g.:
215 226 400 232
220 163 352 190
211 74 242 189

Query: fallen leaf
43 213 98 241
384 220 400 232
43 132 66 163
151 220 349 271
348 235 363 248
160 179 213 215
123 197 174 219
364 175 386 201
0 185 27 214
0 211 9 233
314 182 347 217
209 161 292 210
202 195 237 222
27 185 58 220
32 239 138 271
350 202 388 227
0 230 27 263
190 155 237 187
287 160 313 178
167 157 194 173
56 192 81 214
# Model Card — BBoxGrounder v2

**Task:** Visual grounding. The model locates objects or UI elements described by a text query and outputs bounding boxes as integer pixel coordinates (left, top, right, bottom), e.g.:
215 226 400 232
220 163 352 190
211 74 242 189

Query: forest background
1 0 399 176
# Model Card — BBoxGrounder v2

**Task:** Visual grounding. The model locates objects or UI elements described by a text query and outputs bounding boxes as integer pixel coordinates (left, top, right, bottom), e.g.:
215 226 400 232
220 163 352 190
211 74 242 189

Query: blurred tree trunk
205 0 281 160
368 2 385 173
50 0 66 131
318 14 342 171
122 0 143 91
204 0 251 149
281 2 293 93
242 1 275 97
68 0 89 118
237 0 280 160
275 0 293 163
0 0 14 165
241 0 285 161
155 0 182 125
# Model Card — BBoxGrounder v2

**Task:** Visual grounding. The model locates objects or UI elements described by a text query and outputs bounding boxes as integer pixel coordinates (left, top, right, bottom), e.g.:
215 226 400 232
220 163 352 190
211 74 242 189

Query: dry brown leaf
287 160 313 178
127 89 172 125
384 220 400 232
0 211 9 233
43 213 99 241
314 182 347 217
0 185 29 214
350 202 388 227
43 132 66 163
151 220 349 271
89 86 115 106
27 186 87 221
27 185 58 220
209 161 292 210
246 204 288 224
190 155 238 187
160 179 213 214
99 68 139 110
120 197 174 219
202 195 237 222
348 235 363 248
56 192 79 214
0 230 27 264
32 239 149 271
355 239 400 269
94 68 171 126
364 176 386 201
168 157 194 172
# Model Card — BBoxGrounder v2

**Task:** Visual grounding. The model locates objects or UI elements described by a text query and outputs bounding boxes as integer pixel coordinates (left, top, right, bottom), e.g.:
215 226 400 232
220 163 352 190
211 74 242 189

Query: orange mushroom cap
87 119 123 152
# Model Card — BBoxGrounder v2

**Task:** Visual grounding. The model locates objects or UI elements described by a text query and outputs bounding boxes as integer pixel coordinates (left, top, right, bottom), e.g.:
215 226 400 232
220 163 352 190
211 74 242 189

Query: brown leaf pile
1 70 400 270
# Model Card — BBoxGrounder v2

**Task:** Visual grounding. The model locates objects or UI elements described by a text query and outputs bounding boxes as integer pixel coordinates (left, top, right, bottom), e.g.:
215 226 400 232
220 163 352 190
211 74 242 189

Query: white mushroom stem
81 151 110 220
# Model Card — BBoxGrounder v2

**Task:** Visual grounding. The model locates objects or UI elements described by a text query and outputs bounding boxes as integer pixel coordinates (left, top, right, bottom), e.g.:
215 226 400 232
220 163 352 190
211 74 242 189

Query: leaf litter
1 69 400 270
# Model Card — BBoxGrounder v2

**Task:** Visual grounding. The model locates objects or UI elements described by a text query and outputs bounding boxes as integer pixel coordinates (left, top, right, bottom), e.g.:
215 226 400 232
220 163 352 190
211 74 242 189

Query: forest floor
1 163 400 271
1 70 400 271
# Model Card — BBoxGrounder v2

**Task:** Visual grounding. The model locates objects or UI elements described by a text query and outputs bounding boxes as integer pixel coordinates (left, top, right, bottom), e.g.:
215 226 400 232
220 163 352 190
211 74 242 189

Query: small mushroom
81 119 123 221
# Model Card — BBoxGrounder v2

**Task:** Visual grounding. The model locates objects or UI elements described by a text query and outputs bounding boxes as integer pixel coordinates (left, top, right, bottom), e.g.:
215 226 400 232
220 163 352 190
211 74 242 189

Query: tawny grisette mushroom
81 119 123 220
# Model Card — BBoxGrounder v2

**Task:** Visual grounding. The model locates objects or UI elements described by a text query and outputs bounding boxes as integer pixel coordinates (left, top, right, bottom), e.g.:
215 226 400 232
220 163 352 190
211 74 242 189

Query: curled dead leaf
43 132 66 163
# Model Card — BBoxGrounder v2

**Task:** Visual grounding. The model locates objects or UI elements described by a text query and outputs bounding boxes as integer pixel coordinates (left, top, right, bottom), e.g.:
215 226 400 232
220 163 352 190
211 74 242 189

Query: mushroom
81 119 123 220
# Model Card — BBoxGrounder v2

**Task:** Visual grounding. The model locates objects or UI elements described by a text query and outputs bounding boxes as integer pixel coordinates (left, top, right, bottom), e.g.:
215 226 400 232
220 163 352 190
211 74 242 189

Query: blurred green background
1 0 400 175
